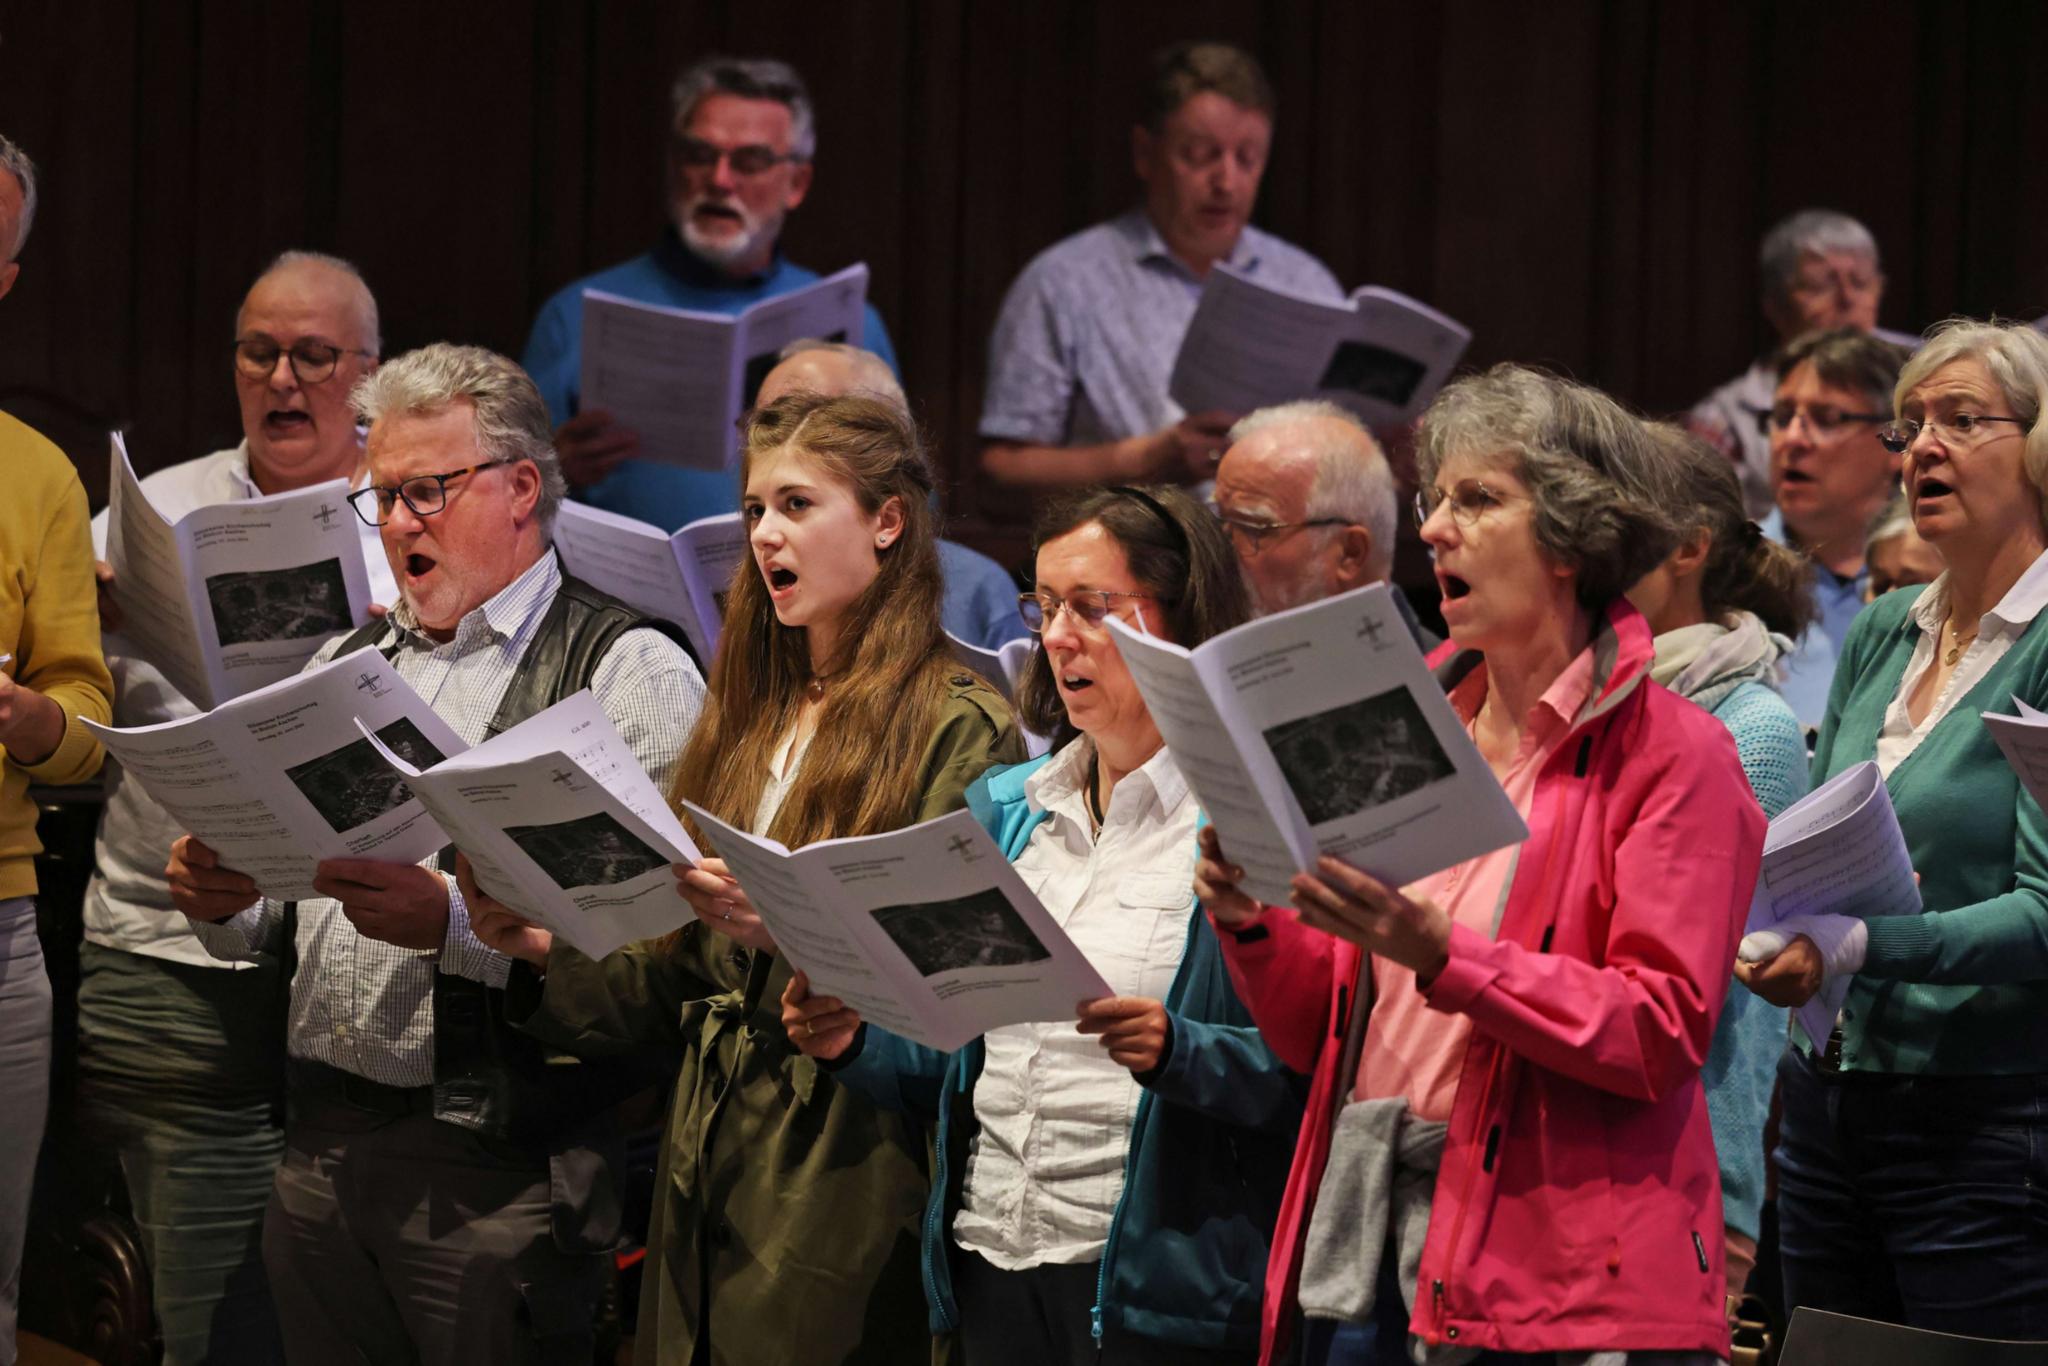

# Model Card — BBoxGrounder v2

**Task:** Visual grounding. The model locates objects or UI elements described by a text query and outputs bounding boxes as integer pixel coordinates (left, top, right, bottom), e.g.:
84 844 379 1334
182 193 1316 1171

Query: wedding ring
804 1020 815 1037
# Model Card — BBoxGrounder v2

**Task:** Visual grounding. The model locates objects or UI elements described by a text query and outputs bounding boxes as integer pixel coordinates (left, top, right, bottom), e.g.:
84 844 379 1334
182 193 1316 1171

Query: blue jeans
1775 1044 2048 1338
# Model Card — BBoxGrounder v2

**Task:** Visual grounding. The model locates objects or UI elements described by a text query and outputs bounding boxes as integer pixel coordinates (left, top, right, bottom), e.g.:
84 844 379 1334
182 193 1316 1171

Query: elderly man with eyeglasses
1210 400 1437 647
1758 326 1912 728
521 55 898 532
1688 207 1921 519
165 343 704 1366
74 249 396 1365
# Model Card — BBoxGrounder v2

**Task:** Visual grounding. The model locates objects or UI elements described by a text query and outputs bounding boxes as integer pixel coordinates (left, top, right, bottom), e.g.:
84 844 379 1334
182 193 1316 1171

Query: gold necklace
1944 617 1980 667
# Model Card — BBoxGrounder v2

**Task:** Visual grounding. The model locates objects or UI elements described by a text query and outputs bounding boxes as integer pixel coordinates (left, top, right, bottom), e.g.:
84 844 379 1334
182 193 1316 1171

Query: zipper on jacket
1691 1230 1708 1274
1334 983 1348 1039
1574 736 1592 777
1538 926 1554 953
924 1050 978 1334
1481 1124 1501 1173
1430 1277 1446 1341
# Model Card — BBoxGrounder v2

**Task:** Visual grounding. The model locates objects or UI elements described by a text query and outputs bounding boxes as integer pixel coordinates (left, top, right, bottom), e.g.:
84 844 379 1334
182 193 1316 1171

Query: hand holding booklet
357 691 702 961
578 264 869 471
1743 760 1920 1050
1107 584 1527 908
106 433 378 709
680 801 1111 1052
552 504 746 663
1980 696 2048 807
1168 267 1472 427
82 647 463 901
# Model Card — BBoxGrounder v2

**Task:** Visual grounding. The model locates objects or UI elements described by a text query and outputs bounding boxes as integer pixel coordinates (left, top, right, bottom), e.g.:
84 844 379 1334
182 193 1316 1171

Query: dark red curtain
4 0 2044 571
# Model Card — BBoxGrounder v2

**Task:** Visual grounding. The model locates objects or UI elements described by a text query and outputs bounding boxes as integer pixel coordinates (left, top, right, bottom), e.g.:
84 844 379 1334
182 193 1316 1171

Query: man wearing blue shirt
979 41 1344 491
521 56 895 532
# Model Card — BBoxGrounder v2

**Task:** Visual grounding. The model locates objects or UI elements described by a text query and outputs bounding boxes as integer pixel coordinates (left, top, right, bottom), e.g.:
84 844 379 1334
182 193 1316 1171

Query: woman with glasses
462 393 1022 1366
1200 365 1767 1365
1625 426 1813 1303
782 485 1302 1365
1737 319 2048 1338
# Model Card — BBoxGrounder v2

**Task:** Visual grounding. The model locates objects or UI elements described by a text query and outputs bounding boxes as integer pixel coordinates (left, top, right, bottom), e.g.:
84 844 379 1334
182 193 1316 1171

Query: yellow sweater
0 410 112 897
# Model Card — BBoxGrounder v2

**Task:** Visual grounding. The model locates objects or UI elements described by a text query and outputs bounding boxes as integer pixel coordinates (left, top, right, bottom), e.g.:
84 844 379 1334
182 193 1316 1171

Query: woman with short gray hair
1202 364 1766 1364
1738 317 2048 1337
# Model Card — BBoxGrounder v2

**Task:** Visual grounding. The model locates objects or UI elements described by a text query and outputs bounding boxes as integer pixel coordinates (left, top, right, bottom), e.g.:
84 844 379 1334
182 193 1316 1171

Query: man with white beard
1211 401 1434 645
521 56 897 530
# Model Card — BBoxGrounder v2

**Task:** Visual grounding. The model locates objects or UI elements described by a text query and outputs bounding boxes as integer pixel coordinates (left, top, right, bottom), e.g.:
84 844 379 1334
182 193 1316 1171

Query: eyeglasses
346 459 516 526
670 136 801 177
1017 590 1164 634
1878 412 2030 454
1755 402 1890 439
233 337 375 385
1206 504 1346 557
1413 479 1514 529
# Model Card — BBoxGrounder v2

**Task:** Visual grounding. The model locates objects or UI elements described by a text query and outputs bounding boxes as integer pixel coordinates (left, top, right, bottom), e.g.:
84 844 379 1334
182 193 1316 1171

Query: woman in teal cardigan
1736 319 2048 1337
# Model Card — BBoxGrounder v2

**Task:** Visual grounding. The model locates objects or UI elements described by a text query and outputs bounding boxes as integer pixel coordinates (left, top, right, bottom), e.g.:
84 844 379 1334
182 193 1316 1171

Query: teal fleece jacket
828 753 1306 1351
1813 583 2048 1074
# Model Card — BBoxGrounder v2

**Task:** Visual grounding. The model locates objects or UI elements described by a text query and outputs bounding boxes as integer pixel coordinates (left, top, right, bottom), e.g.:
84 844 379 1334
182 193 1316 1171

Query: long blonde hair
668 392 958 848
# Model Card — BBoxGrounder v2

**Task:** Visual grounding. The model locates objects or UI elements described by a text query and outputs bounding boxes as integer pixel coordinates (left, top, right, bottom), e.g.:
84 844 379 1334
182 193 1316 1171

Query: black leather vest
329 567 699 1145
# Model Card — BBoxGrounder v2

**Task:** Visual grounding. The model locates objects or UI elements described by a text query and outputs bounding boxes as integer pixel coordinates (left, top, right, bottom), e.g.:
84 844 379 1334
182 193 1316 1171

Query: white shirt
85 443 397 968
952 738 1199 1269
188 553 705 1084
1876 552 2048 777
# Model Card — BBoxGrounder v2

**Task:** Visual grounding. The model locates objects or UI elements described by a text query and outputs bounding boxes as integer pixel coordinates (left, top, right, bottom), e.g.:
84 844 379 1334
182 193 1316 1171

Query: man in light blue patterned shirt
170 343 704 1366
979 41 1343 491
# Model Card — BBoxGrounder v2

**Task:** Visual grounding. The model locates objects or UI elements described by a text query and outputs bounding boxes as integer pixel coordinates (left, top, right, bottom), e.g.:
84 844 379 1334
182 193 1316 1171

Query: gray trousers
264 1090 610 1366
0 898 49 1366
76 942 286 1365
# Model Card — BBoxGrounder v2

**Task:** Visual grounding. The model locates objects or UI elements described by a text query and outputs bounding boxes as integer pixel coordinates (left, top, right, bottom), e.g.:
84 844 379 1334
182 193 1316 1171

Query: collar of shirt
223 440 263 499
1446 641 1600 764
1907 549 2048 643
651 225 784 292
1759 506 1869 595
1025 734 1191 839
387 550 560 660
1117 208 1262 281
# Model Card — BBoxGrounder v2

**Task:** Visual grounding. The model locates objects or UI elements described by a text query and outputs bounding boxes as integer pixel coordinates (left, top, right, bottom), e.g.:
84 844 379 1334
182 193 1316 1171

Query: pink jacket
1219 601 1765 1362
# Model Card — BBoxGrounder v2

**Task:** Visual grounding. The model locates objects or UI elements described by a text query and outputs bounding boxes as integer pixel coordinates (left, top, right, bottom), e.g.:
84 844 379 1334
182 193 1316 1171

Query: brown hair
1651 423 1816 639
1140 41 1276 131
667 393 959 850
1016 485 1252 749
1773 326 1911 410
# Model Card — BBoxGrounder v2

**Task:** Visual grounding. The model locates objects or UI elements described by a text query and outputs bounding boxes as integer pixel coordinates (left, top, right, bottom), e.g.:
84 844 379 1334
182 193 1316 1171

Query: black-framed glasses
1413 479 1514 529
1018 589 1165 634
1206 504 1346 556
1754 402 1890 439
670 136 801 177
232 337 375 385
1877 413 2031 454
346 459 516 526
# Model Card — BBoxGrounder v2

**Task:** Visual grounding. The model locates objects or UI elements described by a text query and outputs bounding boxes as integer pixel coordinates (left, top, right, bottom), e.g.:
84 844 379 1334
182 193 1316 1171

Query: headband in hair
1106 484 1190 555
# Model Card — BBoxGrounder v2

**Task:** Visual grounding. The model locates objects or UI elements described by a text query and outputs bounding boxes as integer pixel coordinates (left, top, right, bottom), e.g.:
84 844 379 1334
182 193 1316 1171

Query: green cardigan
1812 583 2048 1074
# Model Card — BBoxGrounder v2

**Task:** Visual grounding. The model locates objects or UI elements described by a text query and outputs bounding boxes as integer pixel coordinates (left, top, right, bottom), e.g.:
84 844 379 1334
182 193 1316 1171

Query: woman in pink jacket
1198 365 1767 1365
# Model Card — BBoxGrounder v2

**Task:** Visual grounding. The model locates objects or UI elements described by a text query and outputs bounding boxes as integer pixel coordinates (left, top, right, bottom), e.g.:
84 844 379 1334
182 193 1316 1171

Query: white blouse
952 737 1199 1270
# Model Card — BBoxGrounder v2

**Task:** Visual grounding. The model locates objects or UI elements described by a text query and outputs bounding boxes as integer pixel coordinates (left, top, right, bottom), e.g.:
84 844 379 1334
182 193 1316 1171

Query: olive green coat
511 676 1022 1366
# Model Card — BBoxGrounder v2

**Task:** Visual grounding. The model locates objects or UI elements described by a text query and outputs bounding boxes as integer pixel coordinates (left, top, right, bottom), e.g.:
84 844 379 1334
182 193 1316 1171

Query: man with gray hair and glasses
0 132 116 1366
1211 400 1438 646
523 55 898 532
165 343 705 1365
76 249 392 1365
1689 207 1918 518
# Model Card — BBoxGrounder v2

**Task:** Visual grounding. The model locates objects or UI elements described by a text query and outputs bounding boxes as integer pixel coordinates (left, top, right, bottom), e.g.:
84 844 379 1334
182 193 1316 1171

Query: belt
289 1058 434 1117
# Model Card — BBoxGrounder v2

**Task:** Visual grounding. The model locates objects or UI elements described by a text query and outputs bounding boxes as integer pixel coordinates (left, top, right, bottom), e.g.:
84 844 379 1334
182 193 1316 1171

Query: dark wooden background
3 0 2045 573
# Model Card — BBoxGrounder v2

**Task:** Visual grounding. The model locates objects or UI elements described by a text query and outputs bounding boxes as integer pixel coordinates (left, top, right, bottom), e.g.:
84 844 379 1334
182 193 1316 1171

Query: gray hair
775 338 906 411
242 250 383 354
0 134 38 261
1894 317 2048 501
671 56 816 162
350 344 565 529
1417 364 1682 609
1760 208 1879 308
1865 491 1914 554
1230 400 1397 579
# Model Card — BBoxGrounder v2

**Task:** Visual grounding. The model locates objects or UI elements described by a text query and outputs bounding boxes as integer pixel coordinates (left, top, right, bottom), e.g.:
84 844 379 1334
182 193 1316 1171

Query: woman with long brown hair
465 392 1022 1365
